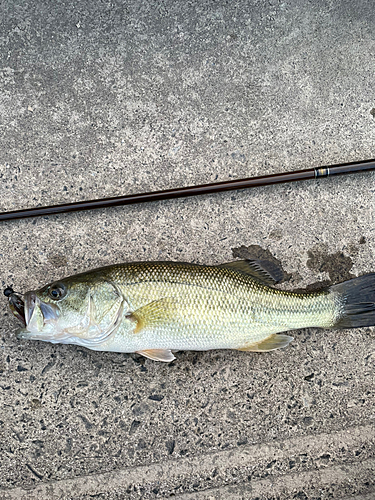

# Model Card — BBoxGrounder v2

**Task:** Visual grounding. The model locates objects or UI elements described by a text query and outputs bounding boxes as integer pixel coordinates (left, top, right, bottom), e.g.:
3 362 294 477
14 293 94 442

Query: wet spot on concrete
316 453 331 465
231 244 292 283
230 151 246 163
149 394 164 401
303 416 313 426
306 249 354 283
293 280 332 293
48 254 68 268
129 420 141 434
29 399 42 410
347 243 359 256
268 229 283 241
166 440 175 455
77 414 93 430
132 403 149 416
26 463 43 480
41 361 55 375
137 439 147 449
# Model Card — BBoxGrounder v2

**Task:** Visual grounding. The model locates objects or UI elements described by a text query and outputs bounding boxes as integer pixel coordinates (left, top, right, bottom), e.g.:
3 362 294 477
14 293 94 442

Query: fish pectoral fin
136 349 176 363
217 259 283 285
127 298 176 334
237 334 294 352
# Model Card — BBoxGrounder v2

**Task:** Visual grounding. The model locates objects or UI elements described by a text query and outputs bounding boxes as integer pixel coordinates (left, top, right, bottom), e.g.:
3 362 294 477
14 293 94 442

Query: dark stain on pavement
48 254 68 268
231 244 292 283
306 249 355 284
233 244 361 293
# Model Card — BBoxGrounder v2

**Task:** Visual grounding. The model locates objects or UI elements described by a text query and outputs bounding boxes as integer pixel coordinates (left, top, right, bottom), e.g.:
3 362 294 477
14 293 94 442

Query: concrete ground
0 0 375 498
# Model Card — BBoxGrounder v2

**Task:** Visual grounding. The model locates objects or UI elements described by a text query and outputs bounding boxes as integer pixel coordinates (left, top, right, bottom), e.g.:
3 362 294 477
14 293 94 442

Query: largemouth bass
7 259 375 362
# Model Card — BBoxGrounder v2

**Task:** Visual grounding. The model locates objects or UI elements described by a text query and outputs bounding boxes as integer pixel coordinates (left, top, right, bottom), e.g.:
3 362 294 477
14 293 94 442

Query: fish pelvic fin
237 333 294 352
136 349 176 362
127 298 176 334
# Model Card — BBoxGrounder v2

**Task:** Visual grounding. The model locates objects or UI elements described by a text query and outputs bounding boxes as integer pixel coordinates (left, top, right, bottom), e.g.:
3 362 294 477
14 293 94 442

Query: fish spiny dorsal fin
237 334 294 352
136 349 176 362
217 259 283 286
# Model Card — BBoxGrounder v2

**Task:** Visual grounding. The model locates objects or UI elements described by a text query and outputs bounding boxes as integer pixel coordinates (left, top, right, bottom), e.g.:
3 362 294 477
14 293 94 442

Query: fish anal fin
136 349 176 362
217 259 283 286
127 298 176 334
237 334 294 352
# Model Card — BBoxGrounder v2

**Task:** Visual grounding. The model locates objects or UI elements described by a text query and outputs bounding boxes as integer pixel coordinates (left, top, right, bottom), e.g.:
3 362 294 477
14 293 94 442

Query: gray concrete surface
0 0 375 498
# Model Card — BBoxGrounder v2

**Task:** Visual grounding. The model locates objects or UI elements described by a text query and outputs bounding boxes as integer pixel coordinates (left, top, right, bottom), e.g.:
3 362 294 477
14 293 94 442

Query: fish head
14 275 126 347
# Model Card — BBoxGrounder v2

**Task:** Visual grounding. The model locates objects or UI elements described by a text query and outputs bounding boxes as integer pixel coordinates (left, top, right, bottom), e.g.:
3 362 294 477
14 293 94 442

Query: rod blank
0 159 374 222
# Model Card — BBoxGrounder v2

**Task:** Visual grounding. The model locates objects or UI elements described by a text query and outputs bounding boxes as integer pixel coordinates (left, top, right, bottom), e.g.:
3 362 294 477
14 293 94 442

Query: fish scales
88 262 338 352
10 260 375 362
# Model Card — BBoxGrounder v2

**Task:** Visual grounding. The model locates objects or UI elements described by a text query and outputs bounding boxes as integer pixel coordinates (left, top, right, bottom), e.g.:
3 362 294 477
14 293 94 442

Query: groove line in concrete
0 424 374 499
176 458 375 499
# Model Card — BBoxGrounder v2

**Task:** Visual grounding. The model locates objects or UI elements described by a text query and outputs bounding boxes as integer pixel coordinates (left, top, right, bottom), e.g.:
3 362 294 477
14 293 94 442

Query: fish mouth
8 292 26 326
12 291 59 339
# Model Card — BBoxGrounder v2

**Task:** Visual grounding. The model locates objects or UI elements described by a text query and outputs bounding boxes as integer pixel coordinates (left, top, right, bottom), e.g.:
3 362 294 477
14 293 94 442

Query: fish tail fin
330 273 375 328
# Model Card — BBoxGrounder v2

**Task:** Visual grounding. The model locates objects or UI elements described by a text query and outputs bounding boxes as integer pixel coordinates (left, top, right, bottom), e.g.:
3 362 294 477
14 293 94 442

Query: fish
6 259 375 362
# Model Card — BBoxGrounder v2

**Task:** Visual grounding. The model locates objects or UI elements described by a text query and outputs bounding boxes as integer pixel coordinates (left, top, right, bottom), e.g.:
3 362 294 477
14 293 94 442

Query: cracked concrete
0 0 375 498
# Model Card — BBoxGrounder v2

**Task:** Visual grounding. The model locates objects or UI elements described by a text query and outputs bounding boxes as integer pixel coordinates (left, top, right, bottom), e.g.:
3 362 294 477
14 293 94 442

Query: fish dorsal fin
217 259 283 286
127 298 176 334
237 334 294 352
136 349 176 362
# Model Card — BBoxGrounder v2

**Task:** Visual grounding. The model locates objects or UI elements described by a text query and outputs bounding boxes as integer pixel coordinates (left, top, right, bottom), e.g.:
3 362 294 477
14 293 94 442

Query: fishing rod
0 159 374 222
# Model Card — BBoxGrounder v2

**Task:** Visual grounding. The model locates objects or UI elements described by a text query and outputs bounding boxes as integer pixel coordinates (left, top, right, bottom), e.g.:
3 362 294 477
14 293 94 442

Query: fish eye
48 283 66 301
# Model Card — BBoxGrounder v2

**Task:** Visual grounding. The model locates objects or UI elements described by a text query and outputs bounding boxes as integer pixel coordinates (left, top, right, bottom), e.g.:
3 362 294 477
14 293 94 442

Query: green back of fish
82 261 338 352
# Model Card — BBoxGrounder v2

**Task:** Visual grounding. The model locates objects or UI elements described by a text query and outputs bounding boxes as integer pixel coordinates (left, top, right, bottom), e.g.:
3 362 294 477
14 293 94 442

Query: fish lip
17 328 32 340
24 291 38 327
23 292 59 332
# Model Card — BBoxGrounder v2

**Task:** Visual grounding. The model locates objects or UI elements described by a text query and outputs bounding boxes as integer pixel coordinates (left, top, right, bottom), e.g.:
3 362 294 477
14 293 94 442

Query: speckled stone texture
0 0 374 498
